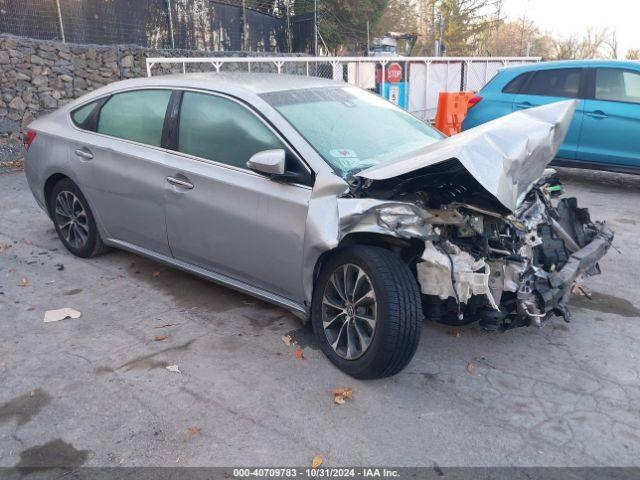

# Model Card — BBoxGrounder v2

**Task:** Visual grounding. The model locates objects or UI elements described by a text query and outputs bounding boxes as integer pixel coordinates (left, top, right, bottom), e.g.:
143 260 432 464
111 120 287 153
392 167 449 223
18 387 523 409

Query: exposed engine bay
324 100 614 331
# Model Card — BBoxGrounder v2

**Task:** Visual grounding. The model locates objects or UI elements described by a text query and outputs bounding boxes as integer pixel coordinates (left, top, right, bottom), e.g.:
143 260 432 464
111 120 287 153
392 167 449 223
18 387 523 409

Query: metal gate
145 55 540 120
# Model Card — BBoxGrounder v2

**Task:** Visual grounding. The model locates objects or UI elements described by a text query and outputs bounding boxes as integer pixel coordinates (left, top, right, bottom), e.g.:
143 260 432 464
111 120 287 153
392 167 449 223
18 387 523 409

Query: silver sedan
24 73 613 378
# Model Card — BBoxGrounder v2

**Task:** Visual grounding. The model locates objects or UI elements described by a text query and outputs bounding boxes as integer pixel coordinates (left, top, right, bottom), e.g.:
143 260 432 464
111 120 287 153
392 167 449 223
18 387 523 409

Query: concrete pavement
1 167 639 467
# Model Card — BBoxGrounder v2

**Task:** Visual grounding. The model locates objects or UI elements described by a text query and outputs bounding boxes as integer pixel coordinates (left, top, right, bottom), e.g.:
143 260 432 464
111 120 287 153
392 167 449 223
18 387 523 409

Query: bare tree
626 48 640 60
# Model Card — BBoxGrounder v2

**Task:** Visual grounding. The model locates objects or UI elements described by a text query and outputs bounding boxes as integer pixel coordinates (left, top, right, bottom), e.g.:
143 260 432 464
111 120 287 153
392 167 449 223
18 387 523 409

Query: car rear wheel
311 245 423 379
50 178 108 258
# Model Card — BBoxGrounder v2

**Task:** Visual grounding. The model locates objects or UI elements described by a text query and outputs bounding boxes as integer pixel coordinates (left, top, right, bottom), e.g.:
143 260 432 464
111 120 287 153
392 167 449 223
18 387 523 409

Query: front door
577 67 640 168
164 90 312 301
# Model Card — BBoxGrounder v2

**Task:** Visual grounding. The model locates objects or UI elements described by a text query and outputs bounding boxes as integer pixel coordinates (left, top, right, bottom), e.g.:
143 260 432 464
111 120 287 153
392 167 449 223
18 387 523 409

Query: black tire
311 245 423 379
49 178 108 258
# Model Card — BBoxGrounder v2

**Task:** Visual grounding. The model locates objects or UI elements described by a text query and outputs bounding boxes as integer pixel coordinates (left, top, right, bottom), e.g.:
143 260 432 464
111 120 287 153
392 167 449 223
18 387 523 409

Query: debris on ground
294 348 304 360
332 387 354 404
43 308 81 323
154 323 178 329
186 427 201 439
166 365 181 373
572 284 592 299
311 454 323 468
152 271 160 277
448 328 461 337
0 243 11 252
154 335 169 342
55 263 64 271
18 278 29 287
466 362 477 375
282 334 293 346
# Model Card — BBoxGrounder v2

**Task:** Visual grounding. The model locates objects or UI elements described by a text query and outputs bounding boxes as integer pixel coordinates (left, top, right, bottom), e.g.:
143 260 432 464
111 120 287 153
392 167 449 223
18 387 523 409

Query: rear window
97 89 172 147
521 69 582 98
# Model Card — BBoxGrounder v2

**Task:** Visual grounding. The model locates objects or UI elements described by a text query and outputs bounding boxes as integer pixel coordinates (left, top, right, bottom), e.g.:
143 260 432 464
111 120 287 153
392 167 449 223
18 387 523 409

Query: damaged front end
336 100 614 331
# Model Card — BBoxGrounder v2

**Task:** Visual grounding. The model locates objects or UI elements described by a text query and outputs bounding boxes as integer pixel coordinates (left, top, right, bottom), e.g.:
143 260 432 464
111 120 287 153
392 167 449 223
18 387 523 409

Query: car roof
501 59 640 75
96 72 344 95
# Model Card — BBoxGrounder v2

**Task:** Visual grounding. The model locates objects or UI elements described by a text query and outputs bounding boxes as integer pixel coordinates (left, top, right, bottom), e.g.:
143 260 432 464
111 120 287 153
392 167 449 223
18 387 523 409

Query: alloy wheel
54 190 89 249
321 263 377 360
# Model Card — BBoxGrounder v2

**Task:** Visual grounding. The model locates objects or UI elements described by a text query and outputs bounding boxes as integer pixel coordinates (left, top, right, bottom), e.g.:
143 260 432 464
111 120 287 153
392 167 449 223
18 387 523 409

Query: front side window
595 69 640 104
262 87 442 178
97 89 172 147
522 69 582 98
178 91 284 169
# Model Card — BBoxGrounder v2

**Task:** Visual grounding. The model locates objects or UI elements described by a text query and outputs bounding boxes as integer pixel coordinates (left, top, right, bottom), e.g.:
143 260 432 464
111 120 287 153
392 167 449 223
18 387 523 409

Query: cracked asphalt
0 167 639 468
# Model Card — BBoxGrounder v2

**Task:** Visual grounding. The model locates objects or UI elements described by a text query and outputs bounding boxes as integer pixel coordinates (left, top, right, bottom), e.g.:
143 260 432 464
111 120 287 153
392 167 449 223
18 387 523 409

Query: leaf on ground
332 387 354 404
18 278 29 287
154 335 168 342
466 362 476 375
448 328 460 337
186 426 201 438
294 348 304 360
152 271 161 277
0 244 11 253
282 334 292 346
311 454 323 468
166 365 181 373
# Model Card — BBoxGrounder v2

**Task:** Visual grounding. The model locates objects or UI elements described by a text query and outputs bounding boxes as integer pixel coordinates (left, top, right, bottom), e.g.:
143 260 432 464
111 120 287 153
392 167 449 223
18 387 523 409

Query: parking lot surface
1 168 639 467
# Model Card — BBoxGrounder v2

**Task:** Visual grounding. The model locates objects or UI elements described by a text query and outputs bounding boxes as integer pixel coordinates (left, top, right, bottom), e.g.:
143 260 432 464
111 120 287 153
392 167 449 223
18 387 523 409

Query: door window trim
586 67 640 105
66 86 314 188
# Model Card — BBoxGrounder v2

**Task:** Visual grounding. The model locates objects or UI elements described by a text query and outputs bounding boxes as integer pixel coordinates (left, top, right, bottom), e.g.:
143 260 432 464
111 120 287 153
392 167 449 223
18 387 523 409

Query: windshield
261 87 443 178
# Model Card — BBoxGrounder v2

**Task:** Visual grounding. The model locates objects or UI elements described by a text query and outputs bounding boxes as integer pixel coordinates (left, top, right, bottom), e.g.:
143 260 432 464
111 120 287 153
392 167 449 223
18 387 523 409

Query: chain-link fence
0 0 316 52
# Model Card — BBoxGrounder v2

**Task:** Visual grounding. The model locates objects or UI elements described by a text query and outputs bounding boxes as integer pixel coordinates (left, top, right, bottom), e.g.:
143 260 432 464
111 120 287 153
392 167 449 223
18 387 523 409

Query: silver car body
24 73 612 325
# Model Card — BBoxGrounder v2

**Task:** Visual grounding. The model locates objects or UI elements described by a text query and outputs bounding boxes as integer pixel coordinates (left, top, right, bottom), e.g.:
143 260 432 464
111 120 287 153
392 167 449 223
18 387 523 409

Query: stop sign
386 63 403 83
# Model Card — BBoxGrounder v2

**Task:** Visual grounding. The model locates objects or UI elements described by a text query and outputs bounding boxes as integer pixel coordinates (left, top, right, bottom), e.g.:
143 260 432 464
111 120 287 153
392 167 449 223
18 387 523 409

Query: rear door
513 68 586 160
163 90 313 301
577 67 640 168
71 89 173 256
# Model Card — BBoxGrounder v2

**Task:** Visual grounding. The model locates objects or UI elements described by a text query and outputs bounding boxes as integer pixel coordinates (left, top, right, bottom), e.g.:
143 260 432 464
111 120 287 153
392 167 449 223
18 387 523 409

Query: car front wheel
311 245 423 379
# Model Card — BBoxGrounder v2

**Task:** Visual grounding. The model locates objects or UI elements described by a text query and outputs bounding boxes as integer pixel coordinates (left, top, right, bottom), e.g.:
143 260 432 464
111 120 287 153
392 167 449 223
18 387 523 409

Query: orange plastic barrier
434 91 475 136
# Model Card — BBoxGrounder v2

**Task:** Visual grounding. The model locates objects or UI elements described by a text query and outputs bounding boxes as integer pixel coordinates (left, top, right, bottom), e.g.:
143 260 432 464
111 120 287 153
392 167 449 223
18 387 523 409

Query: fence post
166 0 176 49
55 0 66 43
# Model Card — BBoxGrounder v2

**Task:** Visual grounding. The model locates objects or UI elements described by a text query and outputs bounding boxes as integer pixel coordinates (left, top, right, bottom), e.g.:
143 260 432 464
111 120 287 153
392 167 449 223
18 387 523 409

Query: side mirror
246 149 286 175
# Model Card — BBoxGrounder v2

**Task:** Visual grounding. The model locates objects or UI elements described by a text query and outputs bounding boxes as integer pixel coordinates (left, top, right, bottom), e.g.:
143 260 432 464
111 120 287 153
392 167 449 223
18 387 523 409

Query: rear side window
97 90 172 147
177 91 283 169
502 72 531 94
71 101 99 128
595 68 640 104
522 69 582 98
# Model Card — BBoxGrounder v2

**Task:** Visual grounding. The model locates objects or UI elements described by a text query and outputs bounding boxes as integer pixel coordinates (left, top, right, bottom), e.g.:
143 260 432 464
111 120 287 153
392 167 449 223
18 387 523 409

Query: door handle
515 101 533 109
586 110 608 120
166 176 194 189
74 148 94 160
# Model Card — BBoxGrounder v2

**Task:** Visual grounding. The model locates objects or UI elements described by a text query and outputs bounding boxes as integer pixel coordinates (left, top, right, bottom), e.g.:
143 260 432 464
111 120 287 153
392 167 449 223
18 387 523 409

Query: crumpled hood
356 100 577 212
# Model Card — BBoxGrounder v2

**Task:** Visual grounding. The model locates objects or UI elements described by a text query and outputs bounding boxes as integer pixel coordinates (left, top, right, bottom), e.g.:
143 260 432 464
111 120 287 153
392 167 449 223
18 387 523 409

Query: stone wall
0 34 306 162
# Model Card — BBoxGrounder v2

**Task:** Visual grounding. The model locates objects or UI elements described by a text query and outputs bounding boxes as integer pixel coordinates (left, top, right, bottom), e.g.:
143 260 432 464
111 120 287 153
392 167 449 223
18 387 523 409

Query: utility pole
314 0 319 56
286 0 292 52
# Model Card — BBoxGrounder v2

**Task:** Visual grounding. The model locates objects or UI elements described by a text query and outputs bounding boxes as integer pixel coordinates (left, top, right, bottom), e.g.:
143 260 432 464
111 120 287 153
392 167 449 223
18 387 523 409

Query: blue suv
462 60 640 174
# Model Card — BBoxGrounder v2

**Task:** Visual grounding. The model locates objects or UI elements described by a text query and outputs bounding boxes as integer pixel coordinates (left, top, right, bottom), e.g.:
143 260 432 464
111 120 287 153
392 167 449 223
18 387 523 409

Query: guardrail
145 56 540 120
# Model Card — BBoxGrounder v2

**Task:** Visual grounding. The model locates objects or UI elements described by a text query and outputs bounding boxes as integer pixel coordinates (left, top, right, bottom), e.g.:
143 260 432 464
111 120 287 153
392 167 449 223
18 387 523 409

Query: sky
503 0 637 58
